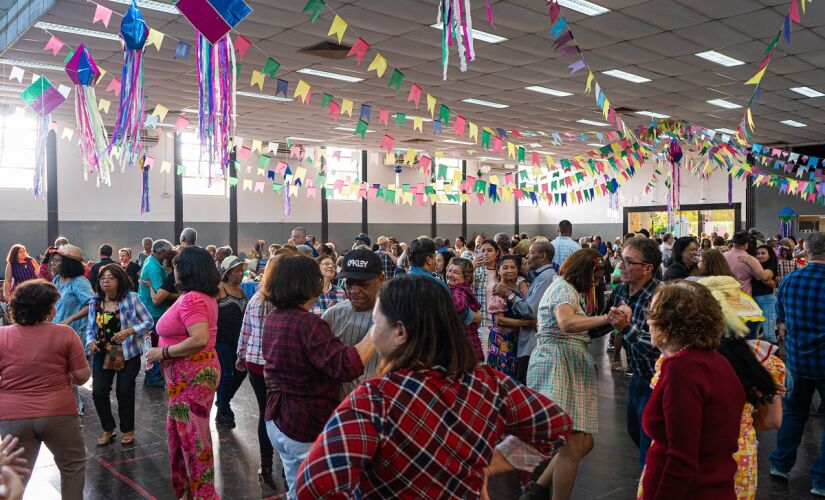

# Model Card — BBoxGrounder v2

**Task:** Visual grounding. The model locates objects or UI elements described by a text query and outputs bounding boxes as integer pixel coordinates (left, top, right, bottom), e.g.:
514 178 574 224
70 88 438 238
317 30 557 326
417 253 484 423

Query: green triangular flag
302 0 326 22
176 164 186 175
286 138 293 148
262 58 280 79
388 69 404 93
481 129 491 149
438 104 450 127
63 50 75 64
232 62 242 80
437 163 448 179
395 112 406 126
354 119 369 138
257 155 271 168
764 31 781 57
517 146 525 164
272 183 283 193
321 93 333 110
228 176 239 187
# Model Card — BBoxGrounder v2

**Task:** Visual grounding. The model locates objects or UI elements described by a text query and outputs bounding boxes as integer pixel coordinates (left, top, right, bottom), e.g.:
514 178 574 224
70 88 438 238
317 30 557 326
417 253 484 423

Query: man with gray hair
290 226 318 257
138 237 153 268
493 232 511 256
215 246 233 269
179 227 197 247
770 232 825 491
138 238 173 387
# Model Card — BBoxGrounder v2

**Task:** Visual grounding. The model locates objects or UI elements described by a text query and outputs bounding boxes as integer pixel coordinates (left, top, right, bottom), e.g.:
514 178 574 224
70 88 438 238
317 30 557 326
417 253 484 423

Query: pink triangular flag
347 37 370 66
43 35 64 56
407 84 422 109
380 134 394 153
329 100 341 120
789 0 801 23
379 107 389 126
93 4 113 27
174 115 190 133
235 35 252 61
106 77 121 96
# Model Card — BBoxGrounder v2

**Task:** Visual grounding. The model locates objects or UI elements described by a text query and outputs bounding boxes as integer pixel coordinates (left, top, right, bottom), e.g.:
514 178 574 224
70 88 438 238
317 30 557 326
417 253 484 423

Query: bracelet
162 347 171 359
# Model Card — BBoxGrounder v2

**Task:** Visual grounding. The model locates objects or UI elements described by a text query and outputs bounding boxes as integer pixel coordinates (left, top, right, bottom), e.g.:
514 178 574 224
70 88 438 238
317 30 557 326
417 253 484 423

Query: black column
361 150 368 235
431 162 437 237
229 148 238 253
173 134 183 242
461 160 467 238
46 130 58 245
514 196 520 236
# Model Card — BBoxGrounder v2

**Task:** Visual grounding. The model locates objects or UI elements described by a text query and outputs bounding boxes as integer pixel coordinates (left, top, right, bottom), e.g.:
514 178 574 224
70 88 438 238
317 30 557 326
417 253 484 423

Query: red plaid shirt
262 306 364 442
295 365 572 499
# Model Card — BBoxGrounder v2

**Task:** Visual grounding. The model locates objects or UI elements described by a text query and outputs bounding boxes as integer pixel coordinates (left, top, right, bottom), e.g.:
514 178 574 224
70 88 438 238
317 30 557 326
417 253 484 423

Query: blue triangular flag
174 41 191 63
359 103 371 122
276 79 289 97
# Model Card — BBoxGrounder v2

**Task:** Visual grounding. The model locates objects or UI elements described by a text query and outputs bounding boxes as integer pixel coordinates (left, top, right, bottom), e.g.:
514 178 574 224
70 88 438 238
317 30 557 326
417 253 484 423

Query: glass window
0 114 39 190
325 147 360 201
180 133 226 196
433 158 460 205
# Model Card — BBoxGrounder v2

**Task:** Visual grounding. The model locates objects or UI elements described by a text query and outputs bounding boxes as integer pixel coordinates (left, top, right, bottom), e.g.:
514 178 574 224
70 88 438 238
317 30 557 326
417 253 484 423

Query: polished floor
26 336 820 499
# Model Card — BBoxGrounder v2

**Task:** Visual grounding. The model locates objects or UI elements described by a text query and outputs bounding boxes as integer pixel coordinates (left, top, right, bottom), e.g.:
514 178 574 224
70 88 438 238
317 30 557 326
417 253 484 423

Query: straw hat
697 276 764 337
57 244 85 262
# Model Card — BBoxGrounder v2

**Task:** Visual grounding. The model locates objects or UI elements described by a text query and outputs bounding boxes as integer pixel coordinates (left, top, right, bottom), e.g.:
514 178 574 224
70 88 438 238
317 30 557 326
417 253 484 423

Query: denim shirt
53 275 96 343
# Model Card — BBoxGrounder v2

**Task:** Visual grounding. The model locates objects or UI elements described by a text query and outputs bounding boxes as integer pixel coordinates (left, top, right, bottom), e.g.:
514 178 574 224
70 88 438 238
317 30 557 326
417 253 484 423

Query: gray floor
26 335 819 499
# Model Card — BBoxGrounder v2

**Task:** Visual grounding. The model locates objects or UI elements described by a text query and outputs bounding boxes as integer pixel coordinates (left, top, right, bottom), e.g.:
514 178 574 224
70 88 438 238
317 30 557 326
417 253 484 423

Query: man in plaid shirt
592 237 661 469
550 220 582 270
769 232 825 493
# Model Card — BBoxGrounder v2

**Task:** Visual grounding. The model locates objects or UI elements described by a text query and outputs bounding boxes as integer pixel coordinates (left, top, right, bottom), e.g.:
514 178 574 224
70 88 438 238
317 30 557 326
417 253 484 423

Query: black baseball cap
337 248 383 280
354 233 371 247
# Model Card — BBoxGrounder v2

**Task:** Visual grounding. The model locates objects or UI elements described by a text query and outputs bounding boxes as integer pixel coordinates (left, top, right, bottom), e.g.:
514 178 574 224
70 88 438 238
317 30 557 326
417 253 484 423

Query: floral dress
485 286 524 377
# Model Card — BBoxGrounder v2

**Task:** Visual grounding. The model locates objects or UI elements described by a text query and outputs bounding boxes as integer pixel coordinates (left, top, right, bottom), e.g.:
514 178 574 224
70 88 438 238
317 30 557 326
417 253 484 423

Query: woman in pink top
0 280 91 498
146 246 221 500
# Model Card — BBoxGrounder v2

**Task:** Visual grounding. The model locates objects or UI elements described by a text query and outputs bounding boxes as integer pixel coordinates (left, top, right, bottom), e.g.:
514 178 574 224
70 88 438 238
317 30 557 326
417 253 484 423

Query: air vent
300 41 352 60
405 138 434 144
614 106 637 114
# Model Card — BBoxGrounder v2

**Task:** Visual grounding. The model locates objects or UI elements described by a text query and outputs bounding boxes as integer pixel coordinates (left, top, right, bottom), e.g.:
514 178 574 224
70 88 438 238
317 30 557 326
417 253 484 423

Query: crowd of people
0 221 822 500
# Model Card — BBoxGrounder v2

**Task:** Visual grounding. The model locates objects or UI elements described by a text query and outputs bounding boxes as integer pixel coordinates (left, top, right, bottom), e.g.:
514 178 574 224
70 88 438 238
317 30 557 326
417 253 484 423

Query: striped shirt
85 292 154 360
237 292 271 366
322 300 377 399
8 258 37 292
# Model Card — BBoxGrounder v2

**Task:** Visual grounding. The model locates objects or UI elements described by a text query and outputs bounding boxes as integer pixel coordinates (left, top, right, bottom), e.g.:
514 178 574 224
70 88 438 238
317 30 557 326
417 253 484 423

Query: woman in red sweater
638 280 745 500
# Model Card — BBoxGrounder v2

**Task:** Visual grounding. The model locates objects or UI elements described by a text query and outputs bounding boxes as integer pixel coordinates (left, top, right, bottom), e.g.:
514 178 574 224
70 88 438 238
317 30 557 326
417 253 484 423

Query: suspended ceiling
1 0 824 160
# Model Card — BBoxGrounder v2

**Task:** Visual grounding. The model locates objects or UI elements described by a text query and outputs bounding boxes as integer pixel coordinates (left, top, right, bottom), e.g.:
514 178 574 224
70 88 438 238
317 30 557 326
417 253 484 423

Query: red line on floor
110 451 165 466
96 457 158 500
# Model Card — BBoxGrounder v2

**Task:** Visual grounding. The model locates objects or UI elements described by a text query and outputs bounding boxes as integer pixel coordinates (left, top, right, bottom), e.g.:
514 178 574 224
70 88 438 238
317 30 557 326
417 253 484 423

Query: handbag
752 396 782 432
103 343 126 371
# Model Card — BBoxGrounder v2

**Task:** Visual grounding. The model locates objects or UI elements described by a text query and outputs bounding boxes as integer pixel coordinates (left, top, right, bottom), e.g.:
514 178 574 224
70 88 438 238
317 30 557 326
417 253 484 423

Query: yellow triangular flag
294 79 311 103
413 116 423 132
453 169 462 183
160 161 171 173
747 108 755 131
341 98 353 117
289 184 299 197
96 68 107 85
602 98 610 120
586 72 594 94
745 66 768 85
404 148 416 165
328 15 348 44
384 152 396 165
146 28 164 51
251 70 265 90
152 104 169 122
468 122 478 142
435 151 444 158
243 179 253 191
97 98 111 114
545 155 554 168
507 141 516 159
427 94 437 118
295 167 307 183
251 139 262 153
367 53 388 78
402 192 414 205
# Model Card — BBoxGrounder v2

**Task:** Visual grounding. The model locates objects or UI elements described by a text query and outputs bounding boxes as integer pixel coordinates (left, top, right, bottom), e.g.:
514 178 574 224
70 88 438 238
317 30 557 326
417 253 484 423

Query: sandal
121 431 135 445
97 432 116 446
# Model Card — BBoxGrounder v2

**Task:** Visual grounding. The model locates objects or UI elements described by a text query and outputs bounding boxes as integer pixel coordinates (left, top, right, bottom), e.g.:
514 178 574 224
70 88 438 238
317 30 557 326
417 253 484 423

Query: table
241 281 259 300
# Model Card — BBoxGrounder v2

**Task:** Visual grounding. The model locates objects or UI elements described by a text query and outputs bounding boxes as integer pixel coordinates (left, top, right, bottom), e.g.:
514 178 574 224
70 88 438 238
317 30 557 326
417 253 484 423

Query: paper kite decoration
66 43 112 186
176 0 253 44
779 206 797 237
20 76 66 117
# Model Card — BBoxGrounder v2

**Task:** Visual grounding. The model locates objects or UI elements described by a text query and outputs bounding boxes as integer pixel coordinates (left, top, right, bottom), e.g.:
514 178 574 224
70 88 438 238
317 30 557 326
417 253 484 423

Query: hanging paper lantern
666 139 683 165
779 206 797 237
66 43 112 186
107 1 149 170
176 0 253 44
20 76 65 199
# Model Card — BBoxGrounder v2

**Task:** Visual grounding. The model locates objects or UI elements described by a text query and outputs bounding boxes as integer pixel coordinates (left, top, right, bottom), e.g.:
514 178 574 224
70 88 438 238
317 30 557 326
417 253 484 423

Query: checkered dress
527 276 598 433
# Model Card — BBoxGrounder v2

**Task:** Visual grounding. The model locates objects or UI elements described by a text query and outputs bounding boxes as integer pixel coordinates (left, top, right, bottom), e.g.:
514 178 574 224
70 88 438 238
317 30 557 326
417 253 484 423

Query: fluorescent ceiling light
780 119 807 128
714 128 736 134
0 58 65 71
34 22 120 41
288 137 323 142
236 91 293 102
587 143 605 147
334 126 374 133
525 85 574 97
296 68 363 83
442 139 475 145
635 111 671 119
429 24 507 43
461 98 509 109
106 0 178 14
577 119 609 127
790 86 825 98
557 0 610 16
536 151 556 155
695 50 745 67
602 69 650 83
0 85 24 92
529 143 541 147
706 98 741 109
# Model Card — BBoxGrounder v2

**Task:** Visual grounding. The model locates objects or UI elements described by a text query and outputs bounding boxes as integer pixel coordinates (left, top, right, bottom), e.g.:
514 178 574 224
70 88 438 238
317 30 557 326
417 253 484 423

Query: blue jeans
215 341 246 417
266 420 313 500
753 294 777 344
627 374 653 470
144 326 165 386
770 375 825 489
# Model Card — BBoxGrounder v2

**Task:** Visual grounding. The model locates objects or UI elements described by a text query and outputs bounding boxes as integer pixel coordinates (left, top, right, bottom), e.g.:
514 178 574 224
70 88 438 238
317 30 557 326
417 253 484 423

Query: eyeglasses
619 257 648 267
98 276 115 282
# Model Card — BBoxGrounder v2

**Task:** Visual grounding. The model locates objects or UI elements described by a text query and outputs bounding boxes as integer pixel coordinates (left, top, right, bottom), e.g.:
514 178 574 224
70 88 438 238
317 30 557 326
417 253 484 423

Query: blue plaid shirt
608 278 660 381
311 284 348 316
376 250 396 280
777 263 825 379
551 236 582 270
85 291 155 361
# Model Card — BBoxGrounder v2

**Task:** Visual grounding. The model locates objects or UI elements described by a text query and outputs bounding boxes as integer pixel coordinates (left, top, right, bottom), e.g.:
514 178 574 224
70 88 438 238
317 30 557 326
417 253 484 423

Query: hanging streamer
196 33 236 182
108 1 149 170
437 0 476 79
284 180 292 217
32 115 49 199
140 155 151 213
